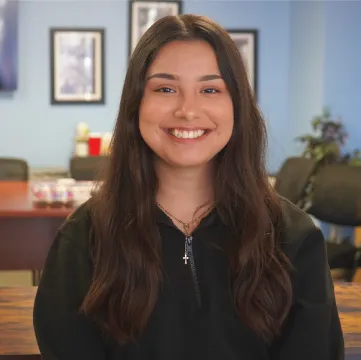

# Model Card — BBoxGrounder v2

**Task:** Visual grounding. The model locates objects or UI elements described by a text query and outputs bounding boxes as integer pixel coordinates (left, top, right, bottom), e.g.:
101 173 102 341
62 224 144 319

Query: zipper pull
184 235 202 307
183 236 193 265
186 235 193 246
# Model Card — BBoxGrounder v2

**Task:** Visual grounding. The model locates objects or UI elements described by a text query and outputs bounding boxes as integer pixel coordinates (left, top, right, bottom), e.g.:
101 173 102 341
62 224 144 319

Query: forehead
147 40 221 76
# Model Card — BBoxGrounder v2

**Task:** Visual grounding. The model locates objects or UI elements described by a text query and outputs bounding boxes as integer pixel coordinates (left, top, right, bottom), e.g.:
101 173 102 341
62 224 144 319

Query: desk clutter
74 122 112 157
31 179 100 208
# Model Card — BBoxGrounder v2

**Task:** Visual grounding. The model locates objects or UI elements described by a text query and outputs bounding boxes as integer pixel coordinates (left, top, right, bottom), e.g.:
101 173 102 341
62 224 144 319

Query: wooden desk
355 228 361 248
0 284 360 359
0 182 72 271
335 282 361 357
0 181 72 218
0 286 39 359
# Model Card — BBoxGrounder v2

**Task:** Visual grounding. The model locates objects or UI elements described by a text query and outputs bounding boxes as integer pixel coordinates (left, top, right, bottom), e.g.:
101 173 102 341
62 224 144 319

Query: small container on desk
31 183 52 208
31 180 76 209
88 133 102 156
75 140 89 157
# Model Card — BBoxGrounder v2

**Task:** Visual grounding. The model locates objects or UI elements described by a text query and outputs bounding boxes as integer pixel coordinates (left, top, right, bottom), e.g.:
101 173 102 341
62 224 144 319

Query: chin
163 155 215 169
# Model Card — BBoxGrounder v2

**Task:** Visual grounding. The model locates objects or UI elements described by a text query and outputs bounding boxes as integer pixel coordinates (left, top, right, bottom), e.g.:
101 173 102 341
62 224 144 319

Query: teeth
169 129 206 139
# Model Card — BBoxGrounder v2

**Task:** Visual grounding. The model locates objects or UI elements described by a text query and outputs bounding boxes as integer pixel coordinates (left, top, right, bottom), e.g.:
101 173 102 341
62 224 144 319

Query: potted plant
296 107 360 243
296 107 360 166
296 107 346 165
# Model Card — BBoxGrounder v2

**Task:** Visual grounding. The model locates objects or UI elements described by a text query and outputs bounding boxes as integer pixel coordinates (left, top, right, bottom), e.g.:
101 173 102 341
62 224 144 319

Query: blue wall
288 1 324 157
323 1 361 156
0 1 360 174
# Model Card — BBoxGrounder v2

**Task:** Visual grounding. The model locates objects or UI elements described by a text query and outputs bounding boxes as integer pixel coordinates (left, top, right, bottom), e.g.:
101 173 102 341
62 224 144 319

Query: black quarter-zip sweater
33 197 344 360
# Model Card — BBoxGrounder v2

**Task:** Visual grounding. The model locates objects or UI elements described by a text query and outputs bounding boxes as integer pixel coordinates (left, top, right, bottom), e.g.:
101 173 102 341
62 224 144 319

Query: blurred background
0 0 360 358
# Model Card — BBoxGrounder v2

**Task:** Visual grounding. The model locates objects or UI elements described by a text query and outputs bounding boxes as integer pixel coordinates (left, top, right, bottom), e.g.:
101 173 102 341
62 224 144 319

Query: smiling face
138 40 234 169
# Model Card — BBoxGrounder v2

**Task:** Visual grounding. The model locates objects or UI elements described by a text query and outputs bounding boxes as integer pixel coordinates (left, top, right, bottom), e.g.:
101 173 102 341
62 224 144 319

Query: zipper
185 235 202 307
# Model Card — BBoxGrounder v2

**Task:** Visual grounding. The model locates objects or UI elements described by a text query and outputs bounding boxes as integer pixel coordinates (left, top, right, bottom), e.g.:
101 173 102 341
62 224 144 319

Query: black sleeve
33 224 107 360
269 228 344 360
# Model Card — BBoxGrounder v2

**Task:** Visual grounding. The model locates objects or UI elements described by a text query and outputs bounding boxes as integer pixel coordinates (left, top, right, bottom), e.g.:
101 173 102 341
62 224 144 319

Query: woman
33 14 344 360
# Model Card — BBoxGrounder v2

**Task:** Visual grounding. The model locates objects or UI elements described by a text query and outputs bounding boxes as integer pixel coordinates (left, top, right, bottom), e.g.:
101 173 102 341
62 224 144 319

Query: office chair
69 155 108 181
0 157 29 181
307 164 361 281
274 157 318 208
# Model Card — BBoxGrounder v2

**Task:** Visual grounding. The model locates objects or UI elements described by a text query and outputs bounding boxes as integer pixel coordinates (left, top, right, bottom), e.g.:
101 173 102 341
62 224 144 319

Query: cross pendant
183 253 189 265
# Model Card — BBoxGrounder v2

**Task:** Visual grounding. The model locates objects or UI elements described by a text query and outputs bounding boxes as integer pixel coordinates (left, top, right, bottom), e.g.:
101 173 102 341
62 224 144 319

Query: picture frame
0 0 18 92
50 28 105 105
227 29 258 98
129 0 182 56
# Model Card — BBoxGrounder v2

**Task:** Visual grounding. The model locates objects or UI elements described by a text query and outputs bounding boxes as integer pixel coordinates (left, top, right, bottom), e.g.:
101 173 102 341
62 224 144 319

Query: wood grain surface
335 282 361 356
0 287 38 357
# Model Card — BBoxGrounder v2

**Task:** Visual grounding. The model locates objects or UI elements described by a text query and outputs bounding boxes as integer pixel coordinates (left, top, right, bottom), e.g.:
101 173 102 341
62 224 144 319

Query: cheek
139 94 170 127
213 99 234 131
139 100 163 144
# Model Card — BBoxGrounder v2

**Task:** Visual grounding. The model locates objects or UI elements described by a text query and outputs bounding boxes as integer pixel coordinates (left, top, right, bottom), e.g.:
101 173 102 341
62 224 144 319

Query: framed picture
0 0 18 92
50 28 105 105
227 29 258 97
129 0 182 55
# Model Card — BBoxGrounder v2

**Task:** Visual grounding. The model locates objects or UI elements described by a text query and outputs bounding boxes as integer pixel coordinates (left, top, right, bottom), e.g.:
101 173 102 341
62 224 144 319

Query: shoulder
58 199 93 248
278 196 324 263
278 197 335 308
34 201 96 337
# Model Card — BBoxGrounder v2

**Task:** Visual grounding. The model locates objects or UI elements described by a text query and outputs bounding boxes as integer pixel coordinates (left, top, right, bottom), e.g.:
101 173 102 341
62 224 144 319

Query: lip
165 126 211 131
162 127 212 143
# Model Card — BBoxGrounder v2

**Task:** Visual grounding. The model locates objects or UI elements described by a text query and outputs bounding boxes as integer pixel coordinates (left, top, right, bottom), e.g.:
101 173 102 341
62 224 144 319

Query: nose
174 93 200 121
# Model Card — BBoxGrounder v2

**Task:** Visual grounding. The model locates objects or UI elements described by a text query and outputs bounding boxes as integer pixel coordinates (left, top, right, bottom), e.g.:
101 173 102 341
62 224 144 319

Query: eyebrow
147 73 222 82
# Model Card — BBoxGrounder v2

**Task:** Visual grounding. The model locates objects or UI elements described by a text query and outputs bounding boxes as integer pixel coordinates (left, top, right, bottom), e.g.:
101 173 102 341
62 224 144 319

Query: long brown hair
82 14 292 345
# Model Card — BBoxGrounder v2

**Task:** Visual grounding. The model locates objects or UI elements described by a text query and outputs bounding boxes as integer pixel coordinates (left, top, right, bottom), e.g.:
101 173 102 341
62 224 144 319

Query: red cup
88 133 101 156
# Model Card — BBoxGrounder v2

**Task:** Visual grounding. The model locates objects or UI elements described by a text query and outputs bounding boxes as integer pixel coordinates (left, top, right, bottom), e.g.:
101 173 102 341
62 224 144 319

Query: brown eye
201 88 220 94
155 87 175 93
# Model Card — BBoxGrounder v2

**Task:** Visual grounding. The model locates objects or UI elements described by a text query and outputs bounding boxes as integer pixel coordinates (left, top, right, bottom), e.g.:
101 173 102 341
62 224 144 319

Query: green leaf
323 107 331 119
312 116 322 130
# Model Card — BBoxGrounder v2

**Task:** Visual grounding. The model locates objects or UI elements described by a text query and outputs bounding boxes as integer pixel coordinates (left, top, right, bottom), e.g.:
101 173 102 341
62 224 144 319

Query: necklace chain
156 202 214 236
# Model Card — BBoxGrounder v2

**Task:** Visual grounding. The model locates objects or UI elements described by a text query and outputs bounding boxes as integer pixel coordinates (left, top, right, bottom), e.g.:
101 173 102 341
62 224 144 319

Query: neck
155 160 215 222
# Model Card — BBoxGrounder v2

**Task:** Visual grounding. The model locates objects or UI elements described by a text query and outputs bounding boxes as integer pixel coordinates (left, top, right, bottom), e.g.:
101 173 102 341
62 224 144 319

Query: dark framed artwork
129 0 182 56
50 28 105 105
227 29 258 97
0 0 18 92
